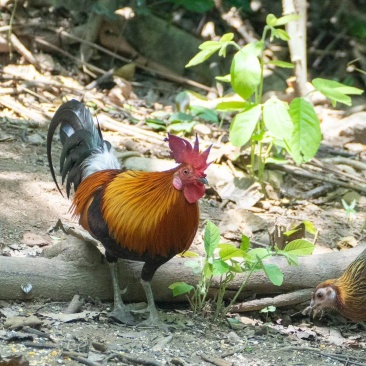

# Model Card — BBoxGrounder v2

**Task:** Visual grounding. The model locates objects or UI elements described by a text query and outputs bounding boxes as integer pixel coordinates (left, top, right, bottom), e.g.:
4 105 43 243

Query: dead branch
0 234 364 308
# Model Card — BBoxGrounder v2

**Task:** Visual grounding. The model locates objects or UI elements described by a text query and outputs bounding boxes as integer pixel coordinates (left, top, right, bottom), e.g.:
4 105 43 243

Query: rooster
309 248 366 322
47 100 211 325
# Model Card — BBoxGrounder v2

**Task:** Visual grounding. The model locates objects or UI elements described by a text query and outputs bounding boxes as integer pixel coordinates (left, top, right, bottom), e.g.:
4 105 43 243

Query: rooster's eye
183 169 189 175
317 292 324 299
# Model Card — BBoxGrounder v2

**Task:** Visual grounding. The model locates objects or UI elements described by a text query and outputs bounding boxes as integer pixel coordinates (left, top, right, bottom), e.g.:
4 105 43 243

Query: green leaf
267 60 294 68
273 28 290 41
180 250 199 258
283 228 301 236
262 264 283 286
167 121 197 133
240 235 250 252
190 106 218 123
275 14 300 26
185 260 201 274
312 78 363 106
168 112 192 123
186 47 220 68
302 220 317 235
204 221 220 257
287 98 322 164
229 104 262 147
248 248 269 261
283 239 315 256
145 118 167 131
215 74 231 83
169 282 194 296
281 252 299 266
266 14 278 26
230 49 261 100
265 157 288 165
263 98 293 141
218 244 247 261
215 101 246 111
219 33 234 42
212 259 230 276
203 261 213 278
260 305 276 313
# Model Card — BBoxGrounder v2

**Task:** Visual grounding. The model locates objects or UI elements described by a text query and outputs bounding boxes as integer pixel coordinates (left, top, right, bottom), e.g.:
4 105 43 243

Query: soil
1 112 366 366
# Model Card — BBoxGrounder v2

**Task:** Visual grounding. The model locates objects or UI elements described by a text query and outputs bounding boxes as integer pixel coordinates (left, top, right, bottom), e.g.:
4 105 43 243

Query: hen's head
165 134 212 203
309 280 338 318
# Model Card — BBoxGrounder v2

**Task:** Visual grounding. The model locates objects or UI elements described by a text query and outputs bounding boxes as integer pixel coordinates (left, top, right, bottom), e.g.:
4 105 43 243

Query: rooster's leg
108 261 136 325
140 279 160 325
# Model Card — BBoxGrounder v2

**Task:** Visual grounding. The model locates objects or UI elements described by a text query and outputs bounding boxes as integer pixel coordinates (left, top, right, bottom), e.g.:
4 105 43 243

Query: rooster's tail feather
47 99 120 197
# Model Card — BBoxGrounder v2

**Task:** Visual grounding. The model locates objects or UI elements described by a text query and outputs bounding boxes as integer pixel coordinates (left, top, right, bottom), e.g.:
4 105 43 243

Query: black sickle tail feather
47 99 107 197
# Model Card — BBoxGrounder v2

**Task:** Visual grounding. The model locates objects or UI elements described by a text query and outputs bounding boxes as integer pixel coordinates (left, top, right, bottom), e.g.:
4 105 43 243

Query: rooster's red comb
165 133 211 171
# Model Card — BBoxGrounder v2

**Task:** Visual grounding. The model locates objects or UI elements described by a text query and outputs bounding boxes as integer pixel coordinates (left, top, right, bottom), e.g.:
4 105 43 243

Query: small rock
22 232 49 247
27 133 44 145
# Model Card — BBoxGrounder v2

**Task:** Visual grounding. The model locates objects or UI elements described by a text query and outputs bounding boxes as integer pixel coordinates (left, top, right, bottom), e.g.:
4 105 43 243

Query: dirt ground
1 111 366 366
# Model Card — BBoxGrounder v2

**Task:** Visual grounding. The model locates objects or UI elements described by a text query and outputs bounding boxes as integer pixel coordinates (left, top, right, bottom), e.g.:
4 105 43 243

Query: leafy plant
186 14 363 182
146 91 218 134
342 198 357 223
170 220 315 321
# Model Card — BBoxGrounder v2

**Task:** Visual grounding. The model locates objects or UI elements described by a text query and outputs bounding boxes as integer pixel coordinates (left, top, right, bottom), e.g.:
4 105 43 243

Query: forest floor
1 100 366 366
1 3 366 364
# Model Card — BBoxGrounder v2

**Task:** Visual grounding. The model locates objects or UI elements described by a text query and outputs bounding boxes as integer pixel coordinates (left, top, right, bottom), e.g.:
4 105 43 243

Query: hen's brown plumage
47 100 211 326
310 248 366 322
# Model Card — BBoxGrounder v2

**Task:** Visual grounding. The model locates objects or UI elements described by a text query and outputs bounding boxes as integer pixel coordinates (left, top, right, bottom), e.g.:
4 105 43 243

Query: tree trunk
282 0 309 96
0 236 364 308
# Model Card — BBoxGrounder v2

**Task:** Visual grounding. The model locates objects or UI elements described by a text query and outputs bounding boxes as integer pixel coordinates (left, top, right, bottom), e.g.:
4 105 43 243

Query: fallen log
0 236 365 308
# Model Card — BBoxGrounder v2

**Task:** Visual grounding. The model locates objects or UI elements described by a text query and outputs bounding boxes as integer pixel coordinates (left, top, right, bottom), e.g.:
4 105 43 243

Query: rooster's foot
108 307 137 326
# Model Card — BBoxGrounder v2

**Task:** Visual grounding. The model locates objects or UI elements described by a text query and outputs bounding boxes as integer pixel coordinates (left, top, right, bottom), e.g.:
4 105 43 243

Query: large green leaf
312 78 363 106
169 282 194 296
186 47 220 68
263 98 293 141
283 239 315 256
229 104 261 146
212 259 230 276
262 264 284 286
218 244 247 261
287 98 322 164
204 221 220 257
230 49 261 100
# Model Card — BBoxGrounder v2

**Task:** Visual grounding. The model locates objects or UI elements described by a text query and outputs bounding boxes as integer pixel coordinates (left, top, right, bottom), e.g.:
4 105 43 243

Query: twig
268 163 366 194
33 36 107 75
281 346 366 366
110 351 165 366
97 113 165 144
152 333 173 352
229 289 313 313
9 33 39 67
23 341 58 349
201 354 233 366
0 95 49 124
62 351 99 366
22 326 54 341
56 29 213 92
321 156 366 172
310 158 365 184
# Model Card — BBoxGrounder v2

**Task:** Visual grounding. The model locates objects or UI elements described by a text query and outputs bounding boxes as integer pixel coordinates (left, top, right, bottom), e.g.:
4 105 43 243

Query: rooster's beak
198 177 208 185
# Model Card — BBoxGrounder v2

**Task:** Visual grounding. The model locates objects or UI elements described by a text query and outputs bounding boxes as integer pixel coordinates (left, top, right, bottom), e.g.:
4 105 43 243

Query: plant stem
253 26 270 182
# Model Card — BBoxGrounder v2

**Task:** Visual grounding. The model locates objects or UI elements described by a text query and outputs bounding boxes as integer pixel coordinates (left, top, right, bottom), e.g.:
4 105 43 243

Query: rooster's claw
108 309 137 326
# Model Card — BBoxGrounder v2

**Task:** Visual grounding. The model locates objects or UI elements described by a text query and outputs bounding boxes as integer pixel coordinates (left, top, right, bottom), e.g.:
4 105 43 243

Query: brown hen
310 248 366 322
